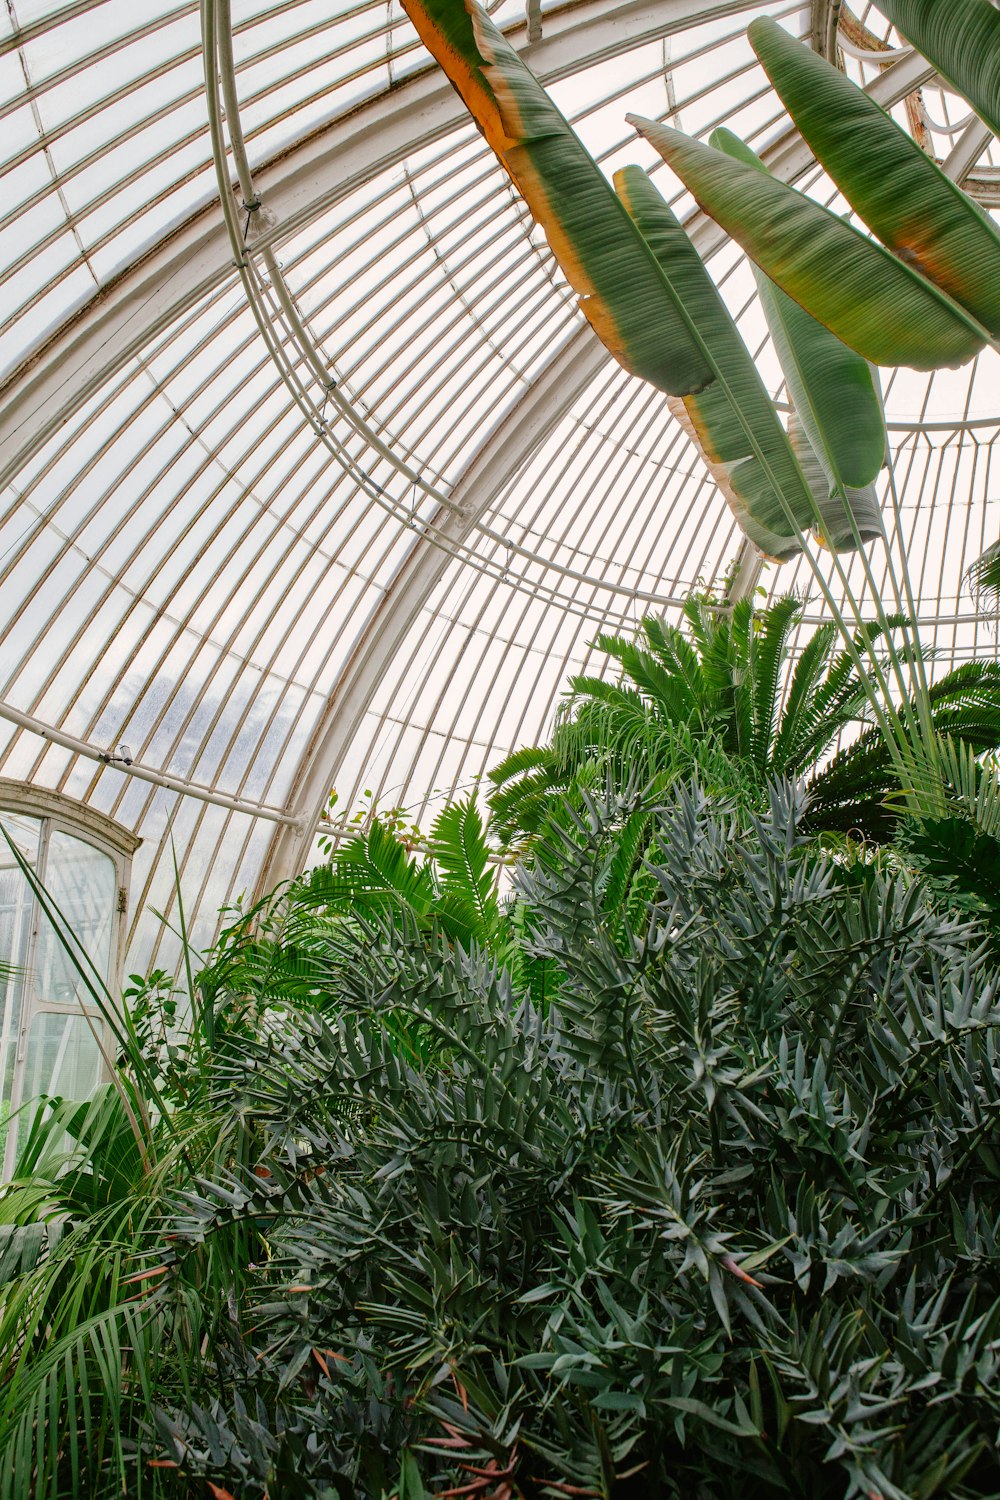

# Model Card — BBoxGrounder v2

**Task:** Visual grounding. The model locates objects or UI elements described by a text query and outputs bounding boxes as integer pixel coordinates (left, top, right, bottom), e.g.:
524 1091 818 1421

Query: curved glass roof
2 0 999 966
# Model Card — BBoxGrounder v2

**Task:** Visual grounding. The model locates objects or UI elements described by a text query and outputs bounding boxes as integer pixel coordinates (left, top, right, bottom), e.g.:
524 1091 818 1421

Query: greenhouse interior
5 0 1000 1493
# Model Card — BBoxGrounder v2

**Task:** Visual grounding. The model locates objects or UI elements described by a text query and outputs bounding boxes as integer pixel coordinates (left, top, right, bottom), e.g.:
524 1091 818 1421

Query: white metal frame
249 45 937 887
2 0 998 962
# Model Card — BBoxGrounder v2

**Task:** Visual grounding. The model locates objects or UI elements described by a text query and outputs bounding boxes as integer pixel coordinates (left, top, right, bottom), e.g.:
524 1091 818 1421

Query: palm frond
747 594 801 775
429 797 500 942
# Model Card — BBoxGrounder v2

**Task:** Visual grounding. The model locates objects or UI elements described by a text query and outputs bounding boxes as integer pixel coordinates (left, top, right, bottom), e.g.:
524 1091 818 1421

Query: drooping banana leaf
615 165 818 559
711 128 884 549
748 16 1000 338
398 0 712 395
629 114 987 370
877 0 1000 139
787 413 882 551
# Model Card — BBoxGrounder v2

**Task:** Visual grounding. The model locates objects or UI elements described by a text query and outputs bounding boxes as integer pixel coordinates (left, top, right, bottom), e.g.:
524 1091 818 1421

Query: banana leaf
711 128 884 549
748 16 1000 338
787 414 882 552
877 0 1000 139
399 0 712 396
615 165 819 560
629 115 987 371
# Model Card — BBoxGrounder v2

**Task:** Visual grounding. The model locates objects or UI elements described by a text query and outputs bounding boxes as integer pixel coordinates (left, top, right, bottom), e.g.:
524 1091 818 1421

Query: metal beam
942 116 993 186
252 334 590 895
810 0 843 61
253 45 936 888
0 0 756 493
2 5 936 887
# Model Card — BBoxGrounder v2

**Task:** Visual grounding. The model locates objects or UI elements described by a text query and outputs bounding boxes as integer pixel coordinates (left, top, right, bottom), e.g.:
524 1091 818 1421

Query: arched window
0 783 139 1179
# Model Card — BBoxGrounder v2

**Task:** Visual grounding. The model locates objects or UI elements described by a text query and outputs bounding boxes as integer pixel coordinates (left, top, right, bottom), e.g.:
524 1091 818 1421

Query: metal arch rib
0 7 934 880
254 45 936 890
0 0 758 493
811 0 843 61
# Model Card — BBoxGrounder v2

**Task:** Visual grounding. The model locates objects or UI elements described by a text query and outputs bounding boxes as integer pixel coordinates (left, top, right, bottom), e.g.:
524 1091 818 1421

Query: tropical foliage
633 13 1000 369
392 0 1000 835
489 594 1000 849
6 775 1000 1497
397 0 897 564
4 9 1000 1498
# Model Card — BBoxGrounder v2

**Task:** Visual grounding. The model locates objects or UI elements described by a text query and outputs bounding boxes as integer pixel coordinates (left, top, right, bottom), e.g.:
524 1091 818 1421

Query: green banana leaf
711 128 884 549
787 414 882 552
629 114 987 371
877 0 1000 139
615 165 820 560
399 0 712 396
748 16 1000 338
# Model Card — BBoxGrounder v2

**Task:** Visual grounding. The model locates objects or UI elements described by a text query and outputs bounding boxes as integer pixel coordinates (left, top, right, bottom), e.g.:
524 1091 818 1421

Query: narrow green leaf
878 0 1000 139
629 115 986 370
749 15 1000 337
400 0 712 395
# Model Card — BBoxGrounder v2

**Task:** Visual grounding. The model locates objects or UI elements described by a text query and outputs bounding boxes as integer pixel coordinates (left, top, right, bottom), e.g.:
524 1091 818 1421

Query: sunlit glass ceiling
1 0 999 967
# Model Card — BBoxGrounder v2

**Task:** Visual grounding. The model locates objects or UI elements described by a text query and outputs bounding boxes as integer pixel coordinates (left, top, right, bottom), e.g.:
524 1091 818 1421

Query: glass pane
18 1012 105 1151
0 813 40 1166
33 830 116 1006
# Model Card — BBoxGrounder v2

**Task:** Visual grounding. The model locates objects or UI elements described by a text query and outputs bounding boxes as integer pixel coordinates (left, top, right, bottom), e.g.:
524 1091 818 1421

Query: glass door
0 813 121 1178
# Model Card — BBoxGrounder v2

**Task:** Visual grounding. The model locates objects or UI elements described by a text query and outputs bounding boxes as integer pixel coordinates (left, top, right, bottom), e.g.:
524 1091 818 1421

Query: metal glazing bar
0 700 299 825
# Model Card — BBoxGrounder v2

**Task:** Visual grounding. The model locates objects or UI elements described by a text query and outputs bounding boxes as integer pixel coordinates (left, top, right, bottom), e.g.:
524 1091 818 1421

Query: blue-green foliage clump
7 781 987 1498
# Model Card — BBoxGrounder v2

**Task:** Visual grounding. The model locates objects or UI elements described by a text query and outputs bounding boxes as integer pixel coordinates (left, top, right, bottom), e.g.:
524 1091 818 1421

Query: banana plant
630 115 988 371
748 16 1000 341
399 0 713 399
629 16 1000 369
399 0 895 563
709 128 884 552
399 0 968 812
614 165 828 558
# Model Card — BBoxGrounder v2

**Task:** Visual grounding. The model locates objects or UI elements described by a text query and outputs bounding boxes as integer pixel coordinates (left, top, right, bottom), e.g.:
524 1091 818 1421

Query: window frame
0 781 140 1179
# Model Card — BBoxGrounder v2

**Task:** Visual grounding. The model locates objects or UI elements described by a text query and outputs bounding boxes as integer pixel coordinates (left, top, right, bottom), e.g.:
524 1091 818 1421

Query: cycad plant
5 772 1000 1497
144 780 1000 1499
489 594 1000 850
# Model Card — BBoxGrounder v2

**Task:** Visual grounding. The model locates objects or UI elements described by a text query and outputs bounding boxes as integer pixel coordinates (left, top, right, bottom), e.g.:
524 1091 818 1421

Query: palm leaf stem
815 471 940 807
883 451 939 777
614 168 931 792
766 492 917 793
813 471 916 708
